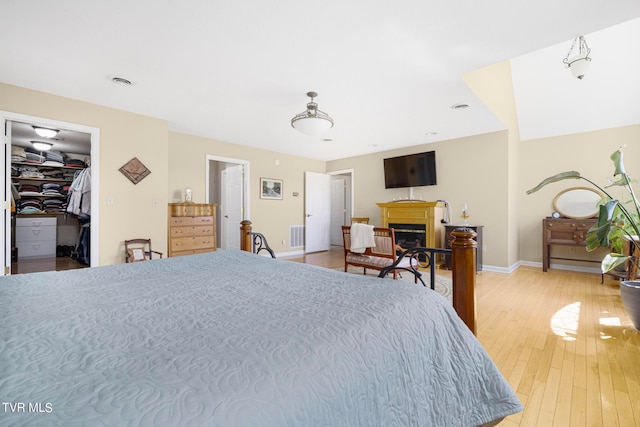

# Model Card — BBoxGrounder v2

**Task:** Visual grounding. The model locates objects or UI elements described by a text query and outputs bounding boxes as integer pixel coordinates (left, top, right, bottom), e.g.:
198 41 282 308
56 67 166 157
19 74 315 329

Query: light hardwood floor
283 247 640 427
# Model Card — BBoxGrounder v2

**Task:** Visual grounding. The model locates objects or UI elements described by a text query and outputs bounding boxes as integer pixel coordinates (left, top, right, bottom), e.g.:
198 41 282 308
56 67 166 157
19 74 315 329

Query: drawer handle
32 221 42 227
31 229 41 235
31 244 41 249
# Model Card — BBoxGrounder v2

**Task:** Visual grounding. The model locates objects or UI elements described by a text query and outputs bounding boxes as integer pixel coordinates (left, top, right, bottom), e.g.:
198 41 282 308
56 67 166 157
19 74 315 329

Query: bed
0 250 522 426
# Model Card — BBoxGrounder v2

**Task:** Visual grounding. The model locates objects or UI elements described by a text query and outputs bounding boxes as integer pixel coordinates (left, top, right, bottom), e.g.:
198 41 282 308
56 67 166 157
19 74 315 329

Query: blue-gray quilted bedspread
0 250 522 426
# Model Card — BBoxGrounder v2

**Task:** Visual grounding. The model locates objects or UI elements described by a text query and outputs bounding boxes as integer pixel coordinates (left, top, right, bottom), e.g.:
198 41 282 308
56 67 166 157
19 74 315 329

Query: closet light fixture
31 141 53 151
33 126 59 138
291 92 334 136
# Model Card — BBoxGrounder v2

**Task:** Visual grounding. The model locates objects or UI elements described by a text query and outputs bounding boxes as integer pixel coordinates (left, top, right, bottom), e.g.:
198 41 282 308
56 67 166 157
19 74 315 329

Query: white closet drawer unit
16 217 57 258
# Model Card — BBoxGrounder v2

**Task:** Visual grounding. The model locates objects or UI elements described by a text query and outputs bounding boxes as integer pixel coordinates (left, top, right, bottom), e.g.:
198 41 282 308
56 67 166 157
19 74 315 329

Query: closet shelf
12 161 84 170
13 177 73 182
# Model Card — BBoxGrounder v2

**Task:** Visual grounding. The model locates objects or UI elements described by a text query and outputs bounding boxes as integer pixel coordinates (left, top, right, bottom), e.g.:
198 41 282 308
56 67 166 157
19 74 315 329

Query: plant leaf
586 222 611 250
611 148 626 176
601 253 630 273
601 200 620 221
526 171 581 195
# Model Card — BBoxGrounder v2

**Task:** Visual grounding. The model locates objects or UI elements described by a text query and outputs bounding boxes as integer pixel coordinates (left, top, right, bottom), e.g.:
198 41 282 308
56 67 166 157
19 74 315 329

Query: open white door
2 120 10 274
305 171 331 253
221 164 243 250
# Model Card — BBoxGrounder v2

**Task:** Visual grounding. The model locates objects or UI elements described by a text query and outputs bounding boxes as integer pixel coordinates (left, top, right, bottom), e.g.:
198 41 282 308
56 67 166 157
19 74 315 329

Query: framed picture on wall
260 178 283 200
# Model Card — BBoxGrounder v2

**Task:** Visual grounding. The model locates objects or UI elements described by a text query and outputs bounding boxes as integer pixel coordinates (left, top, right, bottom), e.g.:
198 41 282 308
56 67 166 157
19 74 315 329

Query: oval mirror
552 187 604 219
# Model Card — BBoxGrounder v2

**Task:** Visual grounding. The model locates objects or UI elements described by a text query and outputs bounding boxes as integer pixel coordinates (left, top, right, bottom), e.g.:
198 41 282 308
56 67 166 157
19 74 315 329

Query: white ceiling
2 1 640 161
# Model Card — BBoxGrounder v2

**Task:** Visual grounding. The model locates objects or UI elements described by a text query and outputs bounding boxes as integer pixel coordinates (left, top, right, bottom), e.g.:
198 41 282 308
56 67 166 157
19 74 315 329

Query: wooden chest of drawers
168 203 217 257
542 217 597 271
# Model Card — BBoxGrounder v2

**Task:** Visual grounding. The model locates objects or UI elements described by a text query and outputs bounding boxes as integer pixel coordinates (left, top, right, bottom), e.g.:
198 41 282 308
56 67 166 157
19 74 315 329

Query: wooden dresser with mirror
543 187 603 272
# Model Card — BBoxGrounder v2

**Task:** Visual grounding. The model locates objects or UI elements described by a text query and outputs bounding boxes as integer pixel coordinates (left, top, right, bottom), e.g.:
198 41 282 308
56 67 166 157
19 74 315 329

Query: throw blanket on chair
350 223 375 253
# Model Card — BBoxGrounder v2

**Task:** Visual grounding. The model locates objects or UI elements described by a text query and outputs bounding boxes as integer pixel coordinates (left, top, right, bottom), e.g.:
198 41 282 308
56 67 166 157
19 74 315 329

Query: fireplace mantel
377 201 445 248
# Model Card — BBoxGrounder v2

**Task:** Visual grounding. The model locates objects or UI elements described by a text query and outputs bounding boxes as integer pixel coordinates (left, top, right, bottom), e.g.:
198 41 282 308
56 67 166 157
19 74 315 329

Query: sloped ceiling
1 1 640 161
511 17 640 141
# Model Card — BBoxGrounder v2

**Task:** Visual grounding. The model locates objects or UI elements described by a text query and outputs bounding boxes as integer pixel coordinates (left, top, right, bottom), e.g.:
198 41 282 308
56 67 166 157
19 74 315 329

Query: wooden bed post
240 220 252 252
450 228 477 335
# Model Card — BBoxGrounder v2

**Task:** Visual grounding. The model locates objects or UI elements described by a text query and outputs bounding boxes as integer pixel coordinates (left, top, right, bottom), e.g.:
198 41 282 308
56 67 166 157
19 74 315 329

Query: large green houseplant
527 146 640 330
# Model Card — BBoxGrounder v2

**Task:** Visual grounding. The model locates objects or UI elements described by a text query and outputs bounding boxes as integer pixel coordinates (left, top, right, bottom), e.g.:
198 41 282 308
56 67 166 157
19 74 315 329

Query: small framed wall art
260 178 283 200
119 157 151 185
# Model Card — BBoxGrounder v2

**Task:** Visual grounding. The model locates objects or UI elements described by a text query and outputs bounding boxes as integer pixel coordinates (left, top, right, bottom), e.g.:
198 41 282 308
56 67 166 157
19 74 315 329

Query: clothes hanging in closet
66 167 91 218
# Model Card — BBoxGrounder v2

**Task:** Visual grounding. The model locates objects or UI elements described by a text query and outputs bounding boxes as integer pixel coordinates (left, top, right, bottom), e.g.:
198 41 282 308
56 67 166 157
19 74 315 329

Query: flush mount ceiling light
32 126 59 138
291 91 334 136
563 36 591 80
31 141 53 151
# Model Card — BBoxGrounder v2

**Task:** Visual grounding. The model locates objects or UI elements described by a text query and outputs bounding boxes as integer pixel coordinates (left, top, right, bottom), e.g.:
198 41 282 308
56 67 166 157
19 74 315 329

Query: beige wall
519 125 640 266
463 60 521 269
168 132 325 254
328 122 640 270
1 83 168 266
327 130 511 268
3 81 639 271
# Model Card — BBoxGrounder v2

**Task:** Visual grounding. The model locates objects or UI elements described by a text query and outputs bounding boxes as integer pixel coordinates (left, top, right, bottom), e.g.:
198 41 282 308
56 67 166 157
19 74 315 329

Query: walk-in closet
10 120 91 274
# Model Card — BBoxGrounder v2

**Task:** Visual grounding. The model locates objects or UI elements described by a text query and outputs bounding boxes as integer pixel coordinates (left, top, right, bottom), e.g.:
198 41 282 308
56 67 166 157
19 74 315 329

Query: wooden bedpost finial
240 220 253 252
450 227 478 335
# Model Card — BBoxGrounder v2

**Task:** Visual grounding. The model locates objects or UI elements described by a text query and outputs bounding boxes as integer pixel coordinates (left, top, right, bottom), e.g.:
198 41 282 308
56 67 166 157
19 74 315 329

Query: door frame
1 111 100 273
329 168 354 224
205 154 250 248
303 169 354 252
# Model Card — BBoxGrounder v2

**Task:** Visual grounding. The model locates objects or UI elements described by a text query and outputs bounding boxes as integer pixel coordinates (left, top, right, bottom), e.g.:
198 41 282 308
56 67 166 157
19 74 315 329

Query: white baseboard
483 260 603 275
276 249 305 258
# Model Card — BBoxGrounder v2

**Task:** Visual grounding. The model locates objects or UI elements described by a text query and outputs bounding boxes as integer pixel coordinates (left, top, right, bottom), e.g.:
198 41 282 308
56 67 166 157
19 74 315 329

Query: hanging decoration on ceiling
563 35 591 80
291 91 334 136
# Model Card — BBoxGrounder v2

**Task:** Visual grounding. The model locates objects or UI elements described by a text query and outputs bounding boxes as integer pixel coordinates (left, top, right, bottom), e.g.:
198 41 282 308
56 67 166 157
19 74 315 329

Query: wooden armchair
350 217 369 224
341 226 414 280
124 239 163 263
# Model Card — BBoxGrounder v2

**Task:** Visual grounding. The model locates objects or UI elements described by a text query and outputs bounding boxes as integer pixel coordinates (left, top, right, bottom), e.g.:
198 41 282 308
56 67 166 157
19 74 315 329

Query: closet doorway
2 112 99 275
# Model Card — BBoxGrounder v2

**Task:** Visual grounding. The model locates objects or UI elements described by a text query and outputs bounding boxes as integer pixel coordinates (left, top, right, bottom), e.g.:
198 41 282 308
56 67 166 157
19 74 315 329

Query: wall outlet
282 240 286 246
569 246 576 253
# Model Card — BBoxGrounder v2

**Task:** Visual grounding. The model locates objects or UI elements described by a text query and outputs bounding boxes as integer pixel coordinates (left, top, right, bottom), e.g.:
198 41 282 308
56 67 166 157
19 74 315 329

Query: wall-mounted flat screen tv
383 150 437 189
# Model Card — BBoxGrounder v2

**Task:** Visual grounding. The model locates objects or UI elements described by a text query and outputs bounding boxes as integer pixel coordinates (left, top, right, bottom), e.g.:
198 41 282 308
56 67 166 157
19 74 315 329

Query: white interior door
305 171 331 253
221 164 243 250
2 121 11 274
330 177 346 246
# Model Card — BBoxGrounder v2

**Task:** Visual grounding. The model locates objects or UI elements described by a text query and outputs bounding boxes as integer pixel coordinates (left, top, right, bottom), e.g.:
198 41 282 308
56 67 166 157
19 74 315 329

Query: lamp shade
567 54 591 80
291 116 334 136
